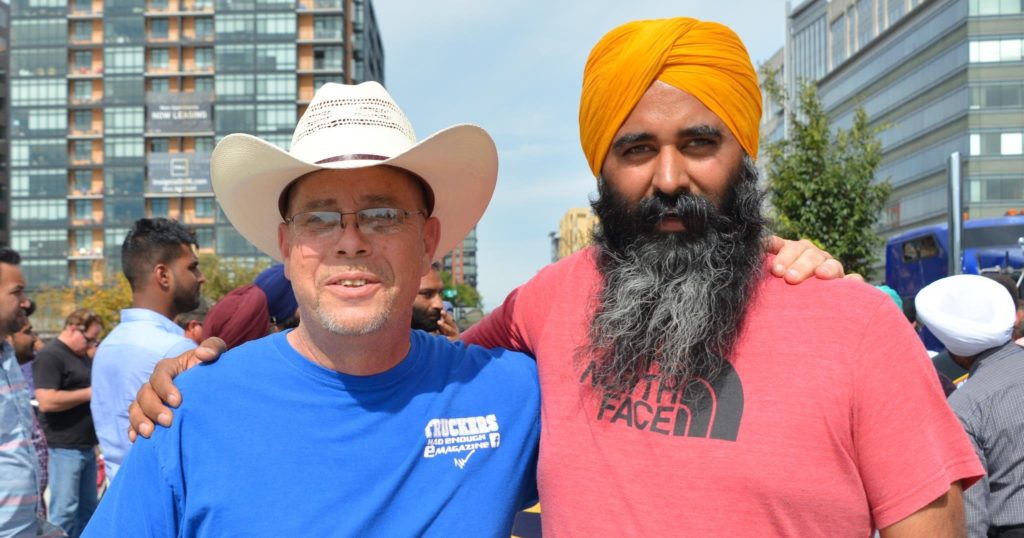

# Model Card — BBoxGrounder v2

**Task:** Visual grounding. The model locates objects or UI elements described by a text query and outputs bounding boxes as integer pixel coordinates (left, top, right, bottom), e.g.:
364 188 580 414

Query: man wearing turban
128 18 980 536
463 18 982 535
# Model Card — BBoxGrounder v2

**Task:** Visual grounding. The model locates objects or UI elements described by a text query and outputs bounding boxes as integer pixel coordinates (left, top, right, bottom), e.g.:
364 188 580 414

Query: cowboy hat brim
211 124 497 262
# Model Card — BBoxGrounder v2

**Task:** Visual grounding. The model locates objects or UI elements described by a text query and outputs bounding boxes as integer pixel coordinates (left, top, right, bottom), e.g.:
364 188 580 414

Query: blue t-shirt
84 330 540 537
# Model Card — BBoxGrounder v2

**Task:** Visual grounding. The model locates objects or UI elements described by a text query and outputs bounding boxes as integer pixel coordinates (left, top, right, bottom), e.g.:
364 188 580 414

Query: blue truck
885 215 1024 353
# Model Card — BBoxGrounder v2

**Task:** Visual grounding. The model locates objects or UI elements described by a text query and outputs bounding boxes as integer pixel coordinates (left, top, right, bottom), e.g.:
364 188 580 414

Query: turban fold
915 274 1015 357
203 284 271 350
579 18 762 177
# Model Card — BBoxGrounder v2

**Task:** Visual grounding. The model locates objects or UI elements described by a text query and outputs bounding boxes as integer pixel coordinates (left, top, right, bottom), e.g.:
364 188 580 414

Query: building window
73 80 93 101
830 14 847 69
105 47 145 74
215 74 255 101
73 200 92 221
74 169 92 193
149 138 170 153
888 0 905 25
970 131 1024 156
72 110 93 133
255 43 295 71
9 72 63 96
970 0 1024 15
72 50 94 71
195 197 215 218
1002 133 1024 155
150 18 170 39
105 167 145 195
72 140 92 161
969 39 1024 63
215 44 254 71
194 77 215 92
856 0 873 50
150 198 170 217
256 104 294 132
215 104 256 132
194 137 215 152
256 73 296 101
104 107 145 134
105 228 130 257
194 47 214 69
105 197 146 225
194 228 214 249
11 138 67 166
105 76 145 103
194 17 214 38
72 20 93 42
74 261 93 281
970 83 1024 109
150 48 171 69
215 14 254 40
11 19 68 47
11 230 67 258
313 15 341 40
257 13 295 37
313 46 343 70
105 137 145 161
149 78 171 93
12 49 67 78
12 169 66 198
20 260 67 288
105 16 146 44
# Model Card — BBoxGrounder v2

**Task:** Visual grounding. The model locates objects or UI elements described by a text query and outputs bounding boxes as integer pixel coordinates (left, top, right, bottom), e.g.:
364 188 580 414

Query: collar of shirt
118 308 186 337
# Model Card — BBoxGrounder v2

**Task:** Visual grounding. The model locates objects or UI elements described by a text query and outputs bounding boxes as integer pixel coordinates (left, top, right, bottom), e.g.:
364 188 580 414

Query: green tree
79 275 133 336
198 253 272 301
438 271 482 308
761 73 892 278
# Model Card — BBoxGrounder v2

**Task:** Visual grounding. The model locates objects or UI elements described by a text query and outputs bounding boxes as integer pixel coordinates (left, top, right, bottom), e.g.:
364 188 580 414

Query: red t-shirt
465 248 982 536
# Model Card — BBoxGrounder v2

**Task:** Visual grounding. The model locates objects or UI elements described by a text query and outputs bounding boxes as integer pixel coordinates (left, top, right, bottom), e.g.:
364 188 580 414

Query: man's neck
287 319 412 376
132 294 176 321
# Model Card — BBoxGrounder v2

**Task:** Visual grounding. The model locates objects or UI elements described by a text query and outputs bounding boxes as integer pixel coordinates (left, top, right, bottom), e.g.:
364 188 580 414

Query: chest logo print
423 414 502 467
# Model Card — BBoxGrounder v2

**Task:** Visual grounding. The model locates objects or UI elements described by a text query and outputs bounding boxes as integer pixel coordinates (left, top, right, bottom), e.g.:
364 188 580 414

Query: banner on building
146 153 213 195
146 92 214 133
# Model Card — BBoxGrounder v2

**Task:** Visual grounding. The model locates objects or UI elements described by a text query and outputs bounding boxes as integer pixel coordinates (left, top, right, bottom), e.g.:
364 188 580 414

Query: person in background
202 264 300 349
10 304 51 523
984 273 1023 345
91 218 203 480
917 274 1024 537
32 308 103 538
412 262 459 339
174 297 212 345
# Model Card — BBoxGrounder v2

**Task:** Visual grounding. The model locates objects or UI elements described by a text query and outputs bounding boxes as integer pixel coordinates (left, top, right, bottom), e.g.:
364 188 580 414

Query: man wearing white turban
917 274 1024 537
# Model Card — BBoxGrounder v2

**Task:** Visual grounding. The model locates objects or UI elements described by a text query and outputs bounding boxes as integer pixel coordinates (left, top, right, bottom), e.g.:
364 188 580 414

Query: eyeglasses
77 327 99 346
285 208 425 241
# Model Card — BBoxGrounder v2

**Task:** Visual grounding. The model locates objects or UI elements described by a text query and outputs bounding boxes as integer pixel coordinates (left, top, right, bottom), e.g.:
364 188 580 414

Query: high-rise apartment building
441 227 477 288
0 3 9 248
556 207 598 261
8 0 383 289
776 0 1023 255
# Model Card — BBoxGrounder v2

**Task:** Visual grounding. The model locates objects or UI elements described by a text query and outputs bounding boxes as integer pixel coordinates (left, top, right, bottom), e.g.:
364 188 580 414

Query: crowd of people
0 14 1020 538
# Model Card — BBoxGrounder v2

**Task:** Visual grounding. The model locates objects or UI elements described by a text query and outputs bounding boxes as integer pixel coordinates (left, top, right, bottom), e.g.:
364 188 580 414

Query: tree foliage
197 253 272 302
438 271 482 308
761 74 892 279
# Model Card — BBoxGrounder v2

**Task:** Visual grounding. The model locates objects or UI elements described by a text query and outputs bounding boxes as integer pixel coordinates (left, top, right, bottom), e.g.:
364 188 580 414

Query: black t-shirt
32 338 98 448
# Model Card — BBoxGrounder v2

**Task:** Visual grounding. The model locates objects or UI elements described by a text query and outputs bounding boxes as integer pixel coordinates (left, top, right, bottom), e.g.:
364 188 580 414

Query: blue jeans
47 447 98 538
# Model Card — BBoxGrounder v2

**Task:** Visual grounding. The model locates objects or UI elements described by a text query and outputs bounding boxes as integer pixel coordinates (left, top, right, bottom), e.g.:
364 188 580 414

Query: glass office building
780 0 1023 249
8 0 383 288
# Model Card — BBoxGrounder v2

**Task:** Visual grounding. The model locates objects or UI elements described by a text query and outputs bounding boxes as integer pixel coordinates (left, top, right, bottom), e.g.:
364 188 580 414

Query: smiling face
278 166 439 337
600 81 745 233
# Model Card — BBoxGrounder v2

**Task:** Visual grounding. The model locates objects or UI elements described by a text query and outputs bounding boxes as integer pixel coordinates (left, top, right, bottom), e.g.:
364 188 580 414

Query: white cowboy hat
211 81 497 262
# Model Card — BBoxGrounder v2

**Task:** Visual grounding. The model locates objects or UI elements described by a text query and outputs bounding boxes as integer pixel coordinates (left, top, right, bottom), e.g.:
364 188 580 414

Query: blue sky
374 1 790 309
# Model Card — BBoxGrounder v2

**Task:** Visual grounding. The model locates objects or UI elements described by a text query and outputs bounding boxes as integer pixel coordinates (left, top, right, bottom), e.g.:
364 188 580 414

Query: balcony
68 66 103 78
69 156 103 167
68 8 103 18
68 247 104 260
69 216 102 227
68 128 103 139
69 95 103 107
67 189 102 200
297 0 342 11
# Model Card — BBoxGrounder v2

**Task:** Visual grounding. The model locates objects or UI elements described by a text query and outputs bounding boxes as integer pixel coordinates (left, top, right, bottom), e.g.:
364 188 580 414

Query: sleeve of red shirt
849 292 985 529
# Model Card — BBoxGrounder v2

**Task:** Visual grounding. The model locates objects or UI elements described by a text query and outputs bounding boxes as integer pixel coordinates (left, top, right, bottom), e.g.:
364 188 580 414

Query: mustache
634 191 724 237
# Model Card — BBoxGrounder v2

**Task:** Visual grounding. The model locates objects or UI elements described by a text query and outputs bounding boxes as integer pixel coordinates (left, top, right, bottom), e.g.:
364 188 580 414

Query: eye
623 145 653 156
295 212 339 233
358 208 402 232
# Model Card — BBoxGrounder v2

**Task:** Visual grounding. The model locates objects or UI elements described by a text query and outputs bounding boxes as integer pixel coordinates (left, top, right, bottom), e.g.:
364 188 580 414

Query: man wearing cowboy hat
83 82 540 536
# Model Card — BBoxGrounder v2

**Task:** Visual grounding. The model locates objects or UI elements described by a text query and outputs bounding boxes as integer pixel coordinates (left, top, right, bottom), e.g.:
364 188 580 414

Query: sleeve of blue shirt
82 432 180 537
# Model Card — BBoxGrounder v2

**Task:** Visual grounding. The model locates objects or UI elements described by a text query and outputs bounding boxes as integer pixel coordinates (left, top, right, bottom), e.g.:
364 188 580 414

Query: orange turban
579 18 762 177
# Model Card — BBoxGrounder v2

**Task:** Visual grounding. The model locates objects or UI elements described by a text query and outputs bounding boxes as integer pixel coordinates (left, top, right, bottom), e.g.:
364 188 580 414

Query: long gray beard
582 156 769 395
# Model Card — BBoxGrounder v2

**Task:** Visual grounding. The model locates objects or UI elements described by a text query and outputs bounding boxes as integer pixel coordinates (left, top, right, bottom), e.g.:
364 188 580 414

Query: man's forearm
35 387 92 412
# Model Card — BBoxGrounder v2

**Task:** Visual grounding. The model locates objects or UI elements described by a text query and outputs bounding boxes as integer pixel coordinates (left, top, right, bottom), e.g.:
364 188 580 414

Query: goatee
581 156 769 395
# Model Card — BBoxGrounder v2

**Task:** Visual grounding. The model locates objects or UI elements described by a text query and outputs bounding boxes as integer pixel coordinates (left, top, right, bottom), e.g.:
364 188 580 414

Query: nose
428 293 443 311
333 215 372 257
650 146 690 198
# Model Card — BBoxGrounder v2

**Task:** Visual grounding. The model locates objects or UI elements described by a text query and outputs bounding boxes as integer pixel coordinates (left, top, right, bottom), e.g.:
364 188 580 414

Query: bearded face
582 155 769 395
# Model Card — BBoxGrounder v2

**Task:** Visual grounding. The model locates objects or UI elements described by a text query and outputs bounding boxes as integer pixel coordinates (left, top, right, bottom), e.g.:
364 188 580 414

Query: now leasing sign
146 92 214 134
